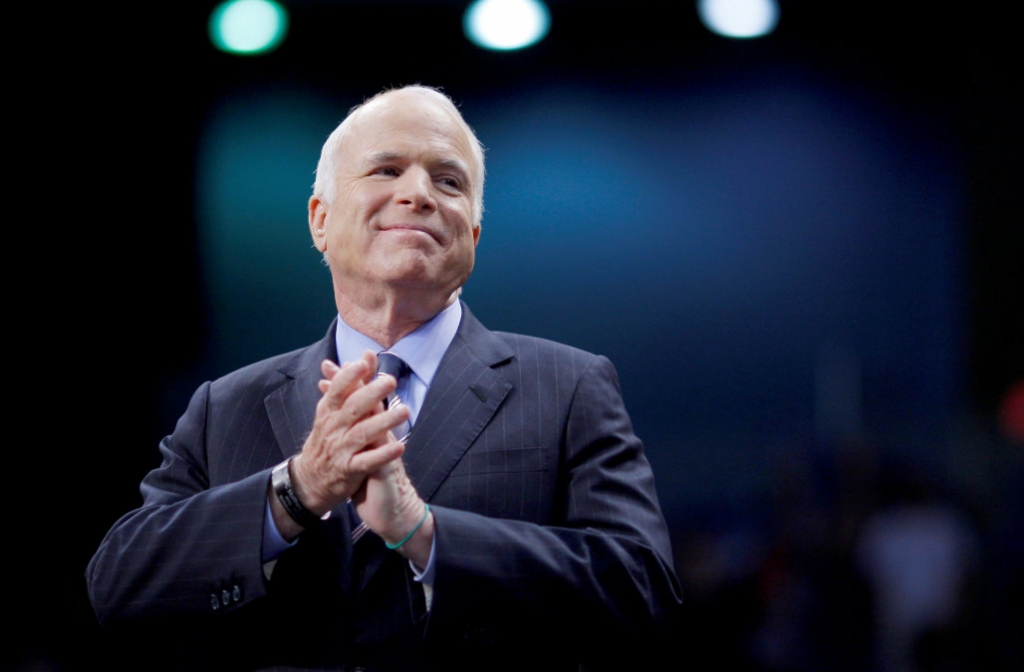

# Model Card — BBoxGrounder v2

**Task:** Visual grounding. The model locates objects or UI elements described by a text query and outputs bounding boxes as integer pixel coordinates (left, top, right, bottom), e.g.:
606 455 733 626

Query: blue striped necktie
376 352 412 443
350 352 414 543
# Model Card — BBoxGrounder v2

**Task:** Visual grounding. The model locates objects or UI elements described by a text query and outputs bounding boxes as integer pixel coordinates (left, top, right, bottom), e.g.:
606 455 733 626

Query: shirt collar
333 300 462 387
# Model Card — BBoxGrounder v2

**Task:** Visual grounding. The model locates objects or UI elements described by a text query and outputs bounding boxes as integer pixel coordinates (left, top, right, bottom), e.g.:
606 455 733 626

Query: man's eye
376 167 399 177
439 176 461 190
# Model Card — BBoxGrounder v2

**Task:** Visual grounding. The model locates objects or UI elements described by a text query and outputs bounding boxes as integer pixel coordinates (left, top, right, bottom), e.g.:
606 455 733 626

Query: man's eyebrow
365 150 405 165
435 157 470 177
364 151 470 179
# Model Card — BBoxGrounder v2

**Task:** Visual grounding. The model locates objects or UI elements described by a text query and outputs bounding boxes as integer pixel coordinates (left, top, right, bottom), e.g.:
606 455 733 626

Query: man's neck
335 289 459 349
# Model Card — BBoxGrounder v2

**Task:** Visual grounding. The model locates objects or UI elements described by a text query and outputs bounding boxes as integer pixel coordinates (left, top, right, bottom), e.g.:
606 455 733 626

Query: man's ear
472 222 481 247
309 196 328 252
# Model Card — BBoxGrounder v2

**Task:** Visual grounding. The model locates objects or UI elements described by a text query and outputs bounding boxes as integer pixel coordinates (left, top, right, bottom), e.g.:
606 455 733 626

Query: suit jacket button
210 594 220 610
232 584 242 602
221 589 231 606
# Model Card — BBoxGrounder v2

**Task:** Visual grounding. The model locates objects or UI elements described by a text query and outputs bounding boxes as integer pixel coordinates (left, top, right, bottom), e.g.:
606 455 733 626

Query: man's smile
378 223 443 244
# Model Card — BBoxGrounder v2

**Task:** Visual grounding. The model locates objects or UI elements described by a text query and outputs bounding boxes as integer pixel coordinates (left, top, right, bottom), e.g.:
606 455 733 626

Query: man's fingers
329 375 399 427
321 359 341 377
359 349 378 372
296 351 406 508
342 403 411 451
317 356 379 408
349 440 406 477
317 365 389 423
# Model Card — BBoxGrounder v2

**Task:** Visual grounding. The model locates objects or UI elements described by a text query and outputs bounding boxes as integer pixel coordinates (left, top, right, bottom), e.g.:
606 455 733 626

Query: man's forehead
350 91 465 138
339 96 476 171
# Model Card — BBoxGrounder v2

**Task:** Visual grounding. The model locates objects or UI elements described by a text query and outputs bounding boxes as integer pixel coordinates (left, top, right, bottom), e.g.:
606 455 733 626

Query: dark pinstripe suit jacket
88 304 681 671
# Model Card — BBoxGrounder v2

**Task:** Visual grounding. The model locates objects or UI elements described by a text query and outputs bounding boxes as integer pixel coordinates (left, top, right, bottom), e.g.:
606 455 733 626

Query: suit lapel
264 321 337 461
404 304 515 500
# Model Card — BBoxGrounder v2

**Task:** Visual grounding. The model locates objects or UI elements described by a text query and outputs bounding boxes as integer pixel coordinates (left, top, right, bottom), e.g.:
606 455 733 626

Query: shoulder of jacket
207 342 320 392
492 331 605 366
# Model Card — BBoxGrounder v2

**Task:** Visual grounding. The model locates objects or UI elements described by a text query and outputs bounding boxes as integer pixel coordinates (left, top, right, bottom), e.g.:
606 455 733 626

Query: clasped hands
269 351 433 568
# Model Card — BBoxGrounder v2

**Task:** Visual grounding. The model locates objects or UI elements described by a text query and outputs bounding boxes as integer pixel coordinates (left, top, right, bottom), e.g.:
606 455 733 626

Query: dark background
18 1 1021 669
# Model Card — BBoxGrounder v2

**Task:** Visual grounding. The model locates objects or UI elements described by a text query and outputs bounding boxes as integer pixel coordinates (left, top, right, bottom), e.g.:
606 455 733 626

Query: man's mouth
380 224 441 243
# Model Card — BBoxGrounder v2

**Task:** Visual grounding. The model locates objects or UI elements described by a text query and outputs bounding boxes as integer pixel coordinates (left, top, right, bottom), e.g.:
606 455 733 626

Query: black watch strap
271 458 326 529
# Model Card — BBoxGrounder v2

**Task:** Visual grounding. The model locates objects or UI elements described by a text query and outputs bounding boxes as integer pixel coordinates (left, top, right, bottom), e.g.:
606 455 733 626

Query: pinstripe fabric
87 303 681 671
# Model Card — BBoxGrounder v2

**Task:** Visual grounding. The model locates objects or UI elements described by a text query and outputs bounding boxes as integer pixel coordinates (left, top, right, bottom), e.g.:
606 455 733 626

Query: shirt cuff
409 532 437 585
409 533 436 610
263 498 297 563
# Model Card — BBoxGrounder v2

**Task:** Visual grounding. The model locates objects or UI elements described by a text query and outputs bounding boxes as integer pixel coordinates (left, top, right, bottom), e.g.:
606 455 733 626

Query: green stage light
209 0 289 55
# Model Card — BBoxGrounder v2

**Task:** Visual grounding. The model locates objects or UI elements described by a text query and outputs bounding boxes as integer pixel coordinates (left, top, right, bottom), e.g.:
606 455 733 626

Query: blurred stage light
1000 381 1024 444
209 0 289 55
698 0 778 39
464 0 550 51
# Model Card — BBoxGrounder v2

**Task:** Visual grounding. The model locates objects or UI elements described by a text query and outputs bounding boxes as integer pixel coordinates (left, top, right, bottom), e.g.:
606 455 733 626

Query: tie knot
376 352 410 381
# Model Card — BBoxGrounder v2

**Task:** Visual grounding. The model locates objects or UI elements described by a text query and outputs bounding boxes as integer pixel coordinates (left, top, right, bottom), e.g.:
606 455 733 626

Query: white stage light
698 0 779 39
464 0 551 51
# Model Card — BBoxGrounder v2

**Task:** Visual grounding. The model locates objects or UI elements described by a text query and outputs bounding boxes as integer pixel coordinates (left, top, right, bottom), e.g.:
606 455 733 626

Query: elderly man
88 85 681 671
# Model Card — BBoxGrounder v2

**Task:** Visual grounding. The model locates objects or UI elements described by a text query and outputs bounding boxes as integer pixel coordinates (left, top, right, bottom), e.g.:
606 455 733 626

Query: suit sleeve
426 354 683 662
86 381 272 626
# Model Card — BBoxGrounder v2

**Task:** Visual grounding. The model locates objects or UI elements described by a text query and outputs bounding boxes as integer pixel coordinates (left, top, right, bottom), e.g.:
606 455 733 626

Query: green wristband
386 504 431 550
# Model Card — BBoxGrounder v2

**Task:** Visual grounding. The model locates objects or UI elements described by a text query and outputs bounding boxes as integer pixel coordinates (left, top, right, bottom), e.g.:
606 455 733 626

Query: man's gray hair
312 85 486 227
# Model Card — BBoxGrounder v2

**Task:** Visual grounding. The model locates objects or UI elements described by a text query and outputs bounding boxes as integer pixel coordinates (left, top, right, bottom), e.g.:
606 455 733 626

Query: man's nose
394 168 436 211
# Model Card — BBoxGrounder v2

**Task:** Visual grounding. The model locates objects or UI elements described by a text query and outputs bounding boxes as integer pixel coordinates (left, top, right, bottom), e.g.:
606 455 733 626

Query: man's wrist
386 503 431 549
388 502 434 571
271 458 330 529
